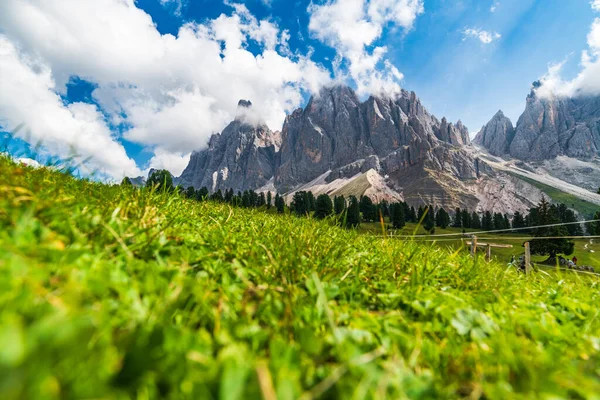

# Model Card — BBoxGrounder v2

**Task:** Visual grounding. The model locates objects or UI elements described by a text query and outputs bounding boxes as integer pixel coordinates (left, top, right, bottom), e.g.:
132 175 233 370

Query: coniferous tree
334 196 346 215
512 211 526 230
400 203 410 222
557 204 582 236
379 200 390 218
597 187 600 195
346 196 361 228
452 207 462 228
503 214 511 231
267 192 272 209
423 206 435 233
589 211 600 235
409 206 417 223
121 177 133 186
275 194 285 214
359 196 376 222
258 192 266 207
185 186 196 199
211 189 224 202
435 208 450 229
147 170 173 191
530 197 574 259
482 211 493 231
242 191 252 208
471 212 481 229
390 203 406 229
291 191 309 216
493 213 504 230
417 206 425 223
526 207 540 232
196 187 209 201
306 191 316 212
250 191 259 207
314 194 334 219
461 209 472 229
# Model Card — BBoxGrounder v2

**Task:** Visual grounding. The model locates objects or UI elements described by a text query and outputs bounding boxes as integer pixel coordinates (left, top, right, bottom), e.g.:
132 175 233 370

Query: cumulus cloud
0 36 141 179
462 28 501 44
536 3 600 98
308 0 423 96
159 0 186 16
145 148 191 177
0 0 331 178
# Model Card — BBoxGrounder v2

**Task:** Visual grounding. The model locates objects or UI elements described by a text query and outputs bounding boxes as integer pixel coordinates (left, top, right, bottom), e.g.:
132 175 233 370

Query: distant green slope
510 173 599 218
1 155 599 399
359 221 600 269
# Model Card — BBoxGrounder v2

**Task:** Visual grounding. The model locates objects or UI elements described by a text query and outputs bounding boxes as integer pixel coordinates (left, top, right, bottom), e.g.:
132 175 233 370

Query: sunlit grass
1 155 599 399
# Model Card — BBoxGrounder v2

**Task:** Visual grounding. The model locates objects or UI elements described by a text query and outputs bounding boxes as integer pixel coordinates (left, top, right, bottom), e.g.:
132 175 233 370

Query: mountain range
137 83 600 216
474 83 600 161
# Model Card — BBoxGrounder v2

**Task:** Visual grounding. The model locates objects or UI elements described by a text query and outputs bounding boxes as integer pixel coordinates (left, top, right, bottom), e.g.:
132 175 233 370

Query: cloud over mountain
536 2 600 98
0 0 331 178
308 0 423 96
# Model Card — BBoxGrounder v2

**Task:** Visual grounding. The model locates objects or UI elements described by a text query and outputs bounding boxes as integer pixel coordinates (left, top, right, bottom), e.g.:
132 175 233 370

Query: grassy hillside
509 173 599 218
359 222 600 270
1 155 600 399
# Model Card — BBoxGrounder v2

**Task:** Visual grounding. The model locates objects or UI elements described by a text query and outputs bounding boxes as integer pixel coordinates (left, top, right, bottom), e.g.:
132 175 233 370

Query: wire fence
406 235 600 243
379 219 600 239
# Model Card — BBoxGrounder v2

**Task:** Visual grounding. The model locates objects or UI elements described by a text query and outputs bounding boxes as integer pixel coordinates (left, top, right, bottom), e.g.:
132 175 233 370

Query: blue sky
135 0 595 128
1 0 599 179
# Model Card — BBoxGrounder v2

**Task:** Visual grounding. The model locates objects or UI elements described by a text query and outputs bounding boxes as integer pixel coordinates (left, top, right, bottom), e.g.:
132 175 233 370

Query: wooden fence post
524 242 531 274
471 235 477 258
467 241 513 262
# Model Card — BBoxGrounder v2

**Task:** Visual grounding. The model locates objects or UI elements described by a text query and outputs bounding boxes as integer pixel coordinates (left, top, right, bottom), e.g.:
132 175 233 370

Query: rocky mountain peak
178 99 280 192
477 88 600 161
237 99 252 108
234 99 264 126
474 109 514 156
178 85 490 210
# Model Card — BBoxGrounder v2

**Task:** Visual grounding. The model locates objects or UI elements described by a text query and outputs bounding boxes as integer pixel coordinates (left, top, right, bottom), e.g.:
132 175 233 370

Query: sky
1 0 599 180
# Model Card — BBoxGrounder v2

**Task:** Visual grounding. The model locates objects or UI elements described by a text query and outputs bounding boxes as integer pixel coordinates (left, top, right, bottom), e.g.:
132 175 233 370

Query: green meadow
359 222 600 272
1 155 600 399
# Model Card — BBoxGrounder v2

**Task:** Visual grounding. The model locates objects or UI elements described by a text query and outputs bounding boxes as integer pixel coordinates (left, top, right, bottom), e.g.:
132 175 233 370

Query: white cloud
462 28 501 44
159 0 186 16
0 36 141 179
144 148 191 177
0 0 331 177
490 1 500 12
308 0 423 96
536 2 600 98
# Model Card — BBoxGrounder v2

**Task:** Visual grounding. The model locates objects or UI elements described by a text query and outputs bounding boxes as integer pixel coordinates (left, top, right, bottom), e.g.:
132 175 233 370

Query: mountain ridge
180 85 475 196
476 86 600 161
168 84 600 214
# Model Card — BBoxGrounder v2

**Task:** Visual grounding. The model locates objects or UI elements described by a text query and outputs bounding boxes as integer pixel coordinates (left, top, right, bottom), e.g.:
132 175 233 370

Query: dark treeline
137 170 597 236
181 186 287 214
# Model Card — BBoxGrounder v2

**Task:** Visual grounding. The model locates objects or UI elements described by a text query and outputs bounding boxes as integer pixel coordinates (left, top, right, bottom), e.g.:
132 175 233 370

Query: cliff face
474 110 515 156
175 85 548 213
178 100 281 192
179 86 473 197
275 85 471 192
477 89 600 161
